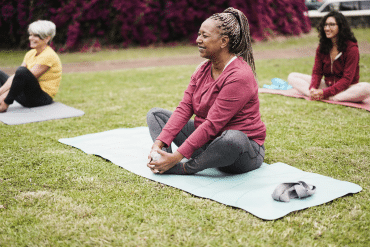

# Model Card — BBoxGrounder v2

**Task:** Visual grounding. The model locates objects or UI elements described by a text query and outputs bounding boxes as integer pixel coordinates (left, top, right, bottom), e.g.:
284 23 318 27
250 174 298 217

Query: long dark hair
318 11 357 54
209 7 256 77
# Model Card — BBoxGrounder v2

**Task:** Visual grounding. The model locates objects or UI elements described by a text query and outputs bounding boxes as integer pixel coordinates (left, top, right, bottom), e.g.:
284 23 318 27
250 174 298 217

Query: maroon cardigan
310 40 360 99
157 57 266 159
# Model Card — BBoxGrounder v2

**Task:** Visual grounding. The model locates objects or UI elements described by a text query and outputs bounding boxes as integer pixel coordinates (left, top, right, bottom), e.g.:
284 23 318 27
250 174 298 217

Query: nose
196 35 202 44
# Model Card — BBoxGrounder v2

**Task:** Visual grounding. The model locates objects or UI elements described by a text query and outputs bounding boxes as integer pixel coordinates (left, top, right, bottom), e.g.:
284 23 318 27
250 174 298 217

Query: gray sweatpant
146 107 265 175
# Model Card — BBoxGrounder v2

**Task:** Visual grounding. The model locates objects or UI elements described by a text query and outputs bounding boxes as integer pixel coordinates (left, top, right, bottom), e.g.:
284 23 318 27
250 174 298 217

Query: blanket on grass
258 88 370 112
0 101 84 125
59 127 362 220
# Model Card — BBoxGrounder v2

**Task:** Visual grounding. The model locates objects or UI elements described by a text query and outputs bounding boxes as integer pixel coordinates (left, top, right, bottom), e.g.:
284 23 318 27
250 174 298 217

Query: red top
157 57 266 159
310 40 360 99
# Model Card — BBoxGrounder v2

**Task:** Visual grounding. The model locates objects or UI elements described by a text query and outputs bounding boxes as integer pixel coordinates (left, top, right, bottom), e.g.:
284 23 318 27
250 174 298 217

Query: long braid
209 7 256 77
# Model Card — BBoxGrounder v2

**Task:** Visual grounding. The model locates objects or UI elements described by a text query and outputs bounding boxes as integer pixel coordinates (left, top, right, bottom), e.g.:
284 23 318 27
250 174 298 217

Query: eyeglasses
324 23 337 27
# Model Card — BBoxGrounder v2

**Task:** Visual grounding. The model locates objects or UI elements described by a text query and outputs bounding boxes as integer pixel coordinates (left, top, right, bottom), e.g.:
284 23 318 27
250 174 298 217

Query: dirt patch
2 41 370 75
61 45 321 73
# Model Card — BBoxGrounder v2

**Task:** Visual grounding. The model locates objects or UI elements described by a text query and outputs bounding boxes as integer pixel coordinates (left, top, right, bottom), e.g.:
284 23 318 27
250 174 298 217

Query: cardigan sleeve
322 44 359 98
310 47 324 90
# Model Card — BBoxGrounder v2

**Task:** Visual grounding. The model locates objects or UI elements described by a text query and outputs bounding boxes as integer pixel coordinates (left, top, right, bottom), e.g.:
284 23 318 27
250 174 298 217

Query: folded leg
166 130 265 175
4 67 52 107
146 107 202 155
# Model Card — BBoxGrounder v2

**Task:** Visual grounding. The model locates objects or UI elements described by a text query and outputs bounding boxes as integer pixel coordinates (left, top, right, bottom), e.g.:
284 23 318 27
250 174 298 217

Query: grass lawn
1 28 369 67
1 33 370 246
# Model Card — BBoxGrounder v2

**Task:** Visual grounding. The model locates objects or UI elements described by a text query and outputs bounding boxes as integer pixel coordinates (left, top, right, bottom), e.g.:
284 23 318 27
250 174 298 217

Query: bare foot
0 102 9 113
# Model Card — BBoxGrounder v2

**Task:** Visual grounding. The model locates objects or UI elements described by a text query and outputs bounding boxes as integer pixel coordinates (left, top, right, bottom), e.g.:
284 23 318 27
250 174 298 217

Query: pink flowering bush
0 0 310 52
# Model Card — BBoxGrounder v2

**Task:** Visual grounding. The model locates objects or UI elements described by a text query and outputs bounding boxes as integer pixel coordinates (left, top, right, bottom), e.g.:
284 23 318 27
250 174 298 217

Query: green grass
1 39 370 245
1 28 369 67
0 45 199 68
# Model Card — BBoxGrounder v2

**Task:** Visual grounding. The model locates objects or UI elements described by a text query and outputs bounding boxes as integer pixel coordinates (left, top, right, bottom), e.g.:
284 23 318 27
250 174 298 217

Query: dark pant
146 107 265 175
0 67 52 107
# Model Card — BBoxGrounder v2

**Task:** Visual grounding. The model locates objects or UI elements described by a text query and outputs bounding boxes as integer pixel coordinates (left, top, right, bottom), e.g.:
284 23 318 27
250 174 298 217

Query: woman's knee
214 130 250 154
288 72 311 82
146 107 172 126
14 66 37 82
0 75 8 87
287 72 301 82
357 82 370 94
15 66 31 76
147 107 161 124
219 130 247 144
147 107 163 117
217 148 262 174
0 70 9 83
148 107 172 116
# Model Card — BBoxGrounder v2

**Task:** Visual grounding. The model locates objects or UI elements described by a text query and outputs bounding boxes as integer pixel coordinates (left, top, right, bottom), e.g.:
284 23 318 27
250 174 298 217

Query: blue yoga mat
59 127 362 220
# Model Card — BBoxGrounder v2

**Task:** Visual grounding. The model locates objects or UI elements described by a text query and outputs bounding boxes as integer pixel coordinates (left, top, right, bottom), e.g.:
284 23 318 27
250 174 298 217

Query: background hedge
0 0 310 52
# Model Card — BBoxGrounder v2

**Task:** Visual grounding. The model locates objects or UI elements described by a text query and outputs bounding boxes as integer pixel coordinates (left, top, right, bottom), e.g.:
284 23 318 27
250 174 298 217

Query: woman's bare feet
0 101 9 113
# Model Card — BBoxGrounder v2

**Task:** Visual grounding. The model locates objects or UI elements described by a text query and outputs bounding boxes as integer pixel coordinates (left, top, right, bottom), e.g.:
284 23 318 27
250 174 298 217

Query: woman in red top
146 7 266 175
288 11 370 102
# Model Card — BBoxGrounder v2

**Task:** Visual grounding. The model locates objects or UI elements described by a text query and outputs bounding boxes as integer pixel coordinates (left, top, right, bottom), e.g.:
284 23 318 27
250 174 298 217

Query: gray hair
28 20 56 42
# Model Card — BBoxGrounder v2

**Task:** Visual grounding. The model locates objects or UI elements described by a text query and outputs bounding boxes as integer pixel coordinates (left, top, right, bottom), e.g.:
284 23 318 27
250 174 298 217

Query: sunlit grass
1 28 369 67
0 45 199 68
1 51 370 245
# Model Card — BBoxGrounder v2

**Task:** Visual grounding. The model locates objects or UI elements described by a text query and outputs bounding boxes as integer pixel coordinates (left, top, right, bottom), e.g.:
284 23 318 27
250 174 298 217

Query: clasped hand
309 88 324 101
147 142 184 174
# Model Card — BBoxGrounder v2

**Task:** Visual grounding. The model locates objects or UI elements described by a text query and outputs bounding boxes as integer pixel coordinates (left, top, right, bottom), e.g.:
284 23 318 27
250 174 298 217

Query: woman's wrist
172 151 184 164
153 140 165 149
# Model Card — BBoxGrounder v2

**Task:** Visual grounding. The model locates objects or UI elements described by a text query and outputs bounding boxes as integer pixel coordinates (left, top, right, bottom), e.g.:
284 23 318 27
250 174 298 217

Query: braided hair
209 7 256 77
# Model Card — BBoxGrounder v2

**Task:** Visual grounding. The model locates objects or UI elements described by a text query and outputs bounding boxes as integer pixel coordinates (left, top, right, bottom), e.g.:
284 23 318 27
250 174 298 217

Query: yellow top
23 46 62 97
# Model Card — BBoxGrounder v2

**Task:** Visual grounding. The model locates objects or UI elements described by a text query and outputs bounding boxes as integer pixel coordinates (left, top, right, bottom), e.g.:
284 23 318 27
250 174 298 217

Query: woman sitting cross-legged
288 11 370 102
146 7 266 175
0 20 62 112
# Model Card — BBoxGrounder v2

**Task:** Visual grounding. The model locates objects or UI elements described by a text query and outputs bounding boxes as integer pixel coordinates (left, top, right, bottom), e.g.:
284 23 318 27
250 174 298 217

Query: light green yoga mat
59 127 362 220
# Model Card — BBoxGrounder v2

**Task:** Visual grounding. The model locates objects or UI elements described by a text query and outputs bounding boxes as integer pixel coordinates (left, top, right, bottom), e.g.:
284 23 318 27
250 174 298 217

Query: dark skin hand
147 140 184 174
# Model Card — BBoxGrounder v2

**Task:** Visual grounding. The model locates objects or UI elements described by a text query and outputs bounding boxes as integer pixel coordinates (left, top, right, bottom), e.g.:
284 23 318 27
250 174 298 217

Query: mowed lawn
0 30 370 246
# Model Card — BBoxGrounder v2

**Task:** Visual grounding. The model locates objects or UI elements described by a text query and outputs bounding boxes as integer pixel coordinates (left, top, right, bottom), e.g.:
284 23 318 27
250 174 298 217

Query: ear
220 35 229 49
44 36 52 44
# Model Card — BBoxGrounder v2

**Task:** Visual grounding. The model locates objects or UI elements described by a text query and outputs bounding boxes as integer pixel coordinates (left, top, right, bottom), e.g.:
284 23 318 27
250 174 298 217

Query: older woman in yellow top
0 20 62 112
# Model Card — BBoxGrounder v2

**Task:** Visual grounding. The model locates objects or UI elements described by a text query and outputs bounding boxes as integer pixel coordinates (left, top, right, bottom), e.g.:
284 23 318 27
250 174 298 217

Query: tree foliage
0 0 310 51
